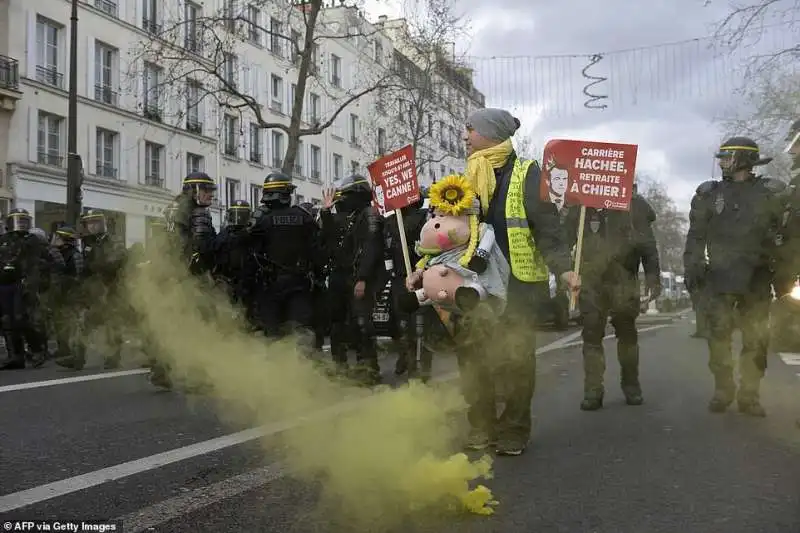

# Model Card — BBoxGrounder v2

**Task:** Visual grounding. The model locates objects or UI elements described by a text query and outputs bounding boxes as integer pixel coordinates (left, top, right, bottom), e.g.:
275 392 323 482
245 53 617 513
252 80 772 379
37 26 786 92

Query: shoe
580 391 604 411
464 428 490 451
737 398 766 417
622 386 644 406
495 436 528 456
55 355 85 370
708 390 734 413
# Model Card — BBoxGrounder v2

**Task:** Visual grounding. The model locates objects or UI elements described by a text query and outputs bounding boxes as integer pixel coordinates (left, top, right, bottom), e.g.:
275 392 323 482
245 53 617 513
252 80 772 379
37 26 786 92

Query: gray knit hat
466 108 520 141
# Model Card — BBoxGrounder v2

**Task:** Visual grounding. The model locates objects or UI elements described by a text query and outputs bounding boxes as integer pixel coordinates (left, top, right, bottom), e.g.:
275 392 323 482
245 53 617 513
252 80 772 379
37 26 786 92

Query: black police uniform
320 174 384 384
248 172 318 343
213 200 256 320
298 202 329 352
0 209 51 369
147 173 218 389
564 194 661 410
50 225 84 360
683 136 784 416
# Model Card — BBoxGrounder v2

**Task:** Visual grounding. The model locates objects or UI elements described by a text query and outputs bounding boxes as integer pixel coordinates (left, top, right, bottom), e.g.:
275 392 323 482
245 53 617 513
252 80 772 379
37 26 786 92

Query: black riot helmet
6 208 32 233
182 172 217 206
262 171 296 206
81 209 107 235
334 174 372 211
226 199 252 227
715 136 773 178
53 225 78 244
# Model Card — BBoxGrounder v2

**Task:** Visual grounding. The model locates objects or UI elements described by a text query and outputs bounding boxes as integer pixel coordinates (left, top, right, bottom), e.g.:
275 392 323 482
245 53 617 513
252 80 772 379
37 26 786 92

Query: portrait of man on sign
372 183 387 215
542 155 570 211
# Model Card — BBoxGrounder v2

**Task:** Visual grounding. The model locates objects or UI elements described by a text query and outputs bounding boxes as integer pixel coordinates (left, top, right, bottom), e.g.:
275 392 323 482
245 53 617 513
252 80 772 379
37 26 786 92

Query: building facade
2 0 483 244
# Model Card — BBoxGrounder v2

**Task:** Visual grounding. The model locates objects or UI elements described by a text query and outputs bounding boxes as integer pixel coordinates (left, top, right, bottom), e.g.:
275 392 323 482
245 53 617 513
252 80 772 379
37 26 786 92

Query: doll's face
419 212 470 251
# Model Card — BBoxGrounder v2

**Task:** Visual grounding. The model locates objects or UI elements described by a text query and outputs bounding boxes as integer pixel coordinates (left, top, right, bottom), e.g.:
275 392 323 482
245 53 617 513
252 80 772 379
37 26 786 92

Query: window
224 0 236 32
142 0 159 33
187 152 203 174
374 40 383 64
249 183 261 206
330 55 341 87
308 93 320 124
290 83 297 109
248 6 261 45
36 17 62 88
249 123 261 163
225 178 241 206
290 30 301 64
271 131 283 168
36 111 63 167
332 153 343 179
310 44 319 75
185 2 201 52
270 18 283 56
144 141 163 186
377 128 386 154
94 0 118 17
94 42 117 106
223 53 237 88
186 80 202 133
223 115 237 157
349 114 359 144
440 164 446 177
350 160 359 174
310 145 321 180
270 74 283 112
294 140 304 175
95 128 117 178
296 194 305 205
142 62 161 120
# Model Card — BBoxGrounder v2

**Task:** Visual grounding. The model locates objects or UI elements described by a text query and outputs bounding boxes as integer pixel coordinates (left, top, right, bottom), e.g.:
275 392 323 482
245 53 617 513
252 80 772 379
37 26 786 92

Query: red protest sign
367 144 420 214
540 139 638 211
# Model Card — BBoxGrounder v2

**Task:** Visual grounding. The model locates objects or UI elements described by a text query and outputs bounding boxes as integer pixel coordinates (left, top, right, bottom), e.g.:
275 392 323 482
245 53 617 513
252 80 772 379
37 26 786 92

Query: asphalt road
2 312 799 532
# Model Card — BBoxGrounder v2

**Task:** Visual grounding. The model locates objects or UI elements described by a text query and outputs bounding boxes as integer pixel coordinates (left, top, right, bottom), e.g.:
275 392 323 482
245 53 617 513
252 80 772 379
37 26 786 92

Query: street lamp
65 0 83 227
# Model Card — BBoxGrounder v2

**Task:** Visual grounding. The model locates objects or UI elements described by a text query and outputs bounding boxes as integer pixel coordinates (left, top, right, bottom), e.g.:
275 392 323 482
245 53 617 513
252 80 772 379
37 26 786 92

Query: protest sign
367 145 420 215
540 139 638 211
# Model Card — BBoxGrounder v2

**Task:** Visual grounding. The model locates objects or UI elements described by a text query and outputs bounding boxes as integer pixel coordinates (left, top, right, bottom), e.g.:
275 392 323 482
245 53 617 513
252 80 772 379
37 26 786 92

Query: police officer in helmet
247 172 319 346
320 174 385 384
175 172 218 273
684 136 785 416
213 200 256 319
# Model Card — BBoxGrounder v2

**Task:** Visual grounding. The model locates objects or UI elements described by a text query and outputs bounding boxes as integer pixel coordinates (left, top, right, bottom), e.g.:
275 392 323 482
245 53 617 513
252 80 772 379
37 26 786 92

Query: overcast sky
363 0 798 209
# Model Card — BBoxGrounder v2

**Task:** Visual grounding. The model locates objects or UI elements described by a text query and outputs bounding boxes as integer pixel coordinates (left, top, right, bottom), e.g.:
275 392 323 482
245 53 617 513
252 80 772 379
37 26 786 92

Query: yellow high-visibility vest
504 158 550 282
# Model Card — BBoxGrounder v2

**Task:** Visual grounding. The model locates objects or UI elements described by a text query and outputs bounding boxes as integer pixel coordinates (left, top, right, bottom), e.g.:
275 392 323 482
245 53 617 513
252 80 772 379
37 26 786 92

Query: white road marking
776 352 800 380
0 325 675 514
545 324 670 350
118 463 287 532
0 331 580 513
0 369 150 394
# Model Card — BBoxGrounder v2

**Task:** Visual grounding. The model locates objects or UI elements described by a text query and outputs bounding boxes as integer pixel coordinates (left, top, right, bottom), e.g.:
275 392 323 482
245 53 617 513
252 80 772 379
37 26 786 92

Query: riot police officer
50 225 84 360
320 174 384 384
213 200 255 316
684 136 786 416
299 202 329 352
248 172 318 346
564 192 661 410
0 209 50 369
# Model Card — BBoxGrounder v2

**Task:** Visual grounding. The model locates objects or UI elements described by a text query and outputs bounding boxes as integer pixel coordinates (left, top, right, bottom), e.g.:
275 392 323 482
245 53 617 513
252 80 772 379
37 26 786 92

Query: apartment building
3 0 482 244
786 118 800 180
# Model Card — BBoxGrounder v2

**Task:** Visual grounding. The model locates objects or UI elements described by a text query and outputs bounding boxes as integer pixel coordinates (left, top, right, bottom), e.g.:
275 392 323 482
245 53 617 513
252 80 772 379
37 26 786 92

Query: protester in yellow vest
459 108 580 456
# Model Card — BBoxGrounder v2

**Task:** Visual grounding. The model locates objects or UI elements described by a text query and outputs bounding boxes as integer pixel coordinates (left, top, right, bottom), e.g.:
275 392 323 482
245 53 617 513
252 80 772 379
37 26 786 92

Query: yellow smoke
123 241 497 529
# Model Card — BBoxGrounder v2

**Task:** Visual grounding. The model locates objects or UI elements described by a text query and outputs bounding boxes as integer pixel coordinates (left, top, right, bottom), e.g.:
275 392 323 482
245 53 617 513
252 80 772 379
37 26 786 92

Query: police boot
0 351 25 370
708 372 736 413
55 352 86 370
618 343 643 406
29 351 46 368
736 384 766 417
148 363 173 390
580 343 605 411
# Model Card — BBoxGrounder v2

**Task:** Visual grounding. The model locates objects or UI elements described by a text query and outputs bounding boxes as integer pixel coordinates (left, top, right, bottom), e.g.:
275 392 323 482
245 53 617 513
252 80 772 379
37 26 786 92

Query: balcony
249 151 262 164
94 0 118 17
293 164 302 176
36 65 63 89
270 100 282 113
94 84 118 106
142 18 161 35
144 175 164 187
0 56 21 111
37 151 63 167
143 103 161 122
222 144 237 157
330 75 341 88
310 170 321 183
186 117 202 134
95 163 118 179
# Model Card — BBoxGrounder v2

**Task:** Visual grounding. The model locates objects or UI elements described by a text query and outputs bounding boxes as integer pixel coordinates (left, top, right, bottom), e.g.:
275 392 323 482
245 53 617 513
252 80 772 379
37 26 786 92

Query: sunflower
429 174 474 216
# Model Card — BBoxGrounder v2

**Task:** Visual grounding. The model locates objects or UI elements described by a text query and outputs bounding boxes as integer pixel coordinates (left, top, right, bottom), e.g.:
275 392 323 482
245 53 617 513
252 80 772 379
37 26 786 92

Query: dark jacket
564 194 661 287
483 152 572 278
321 205 383 284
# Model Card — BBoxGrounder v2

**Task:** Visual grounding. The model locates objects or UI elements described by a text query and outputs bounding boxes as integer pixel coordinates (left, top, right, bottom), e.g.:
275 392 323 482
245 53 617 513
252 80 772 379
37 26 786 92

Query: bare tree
360 0 473 175
710 0 799 71
637 176 689 273
513 134 537 160
129 0 394 177
717 69 799 181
